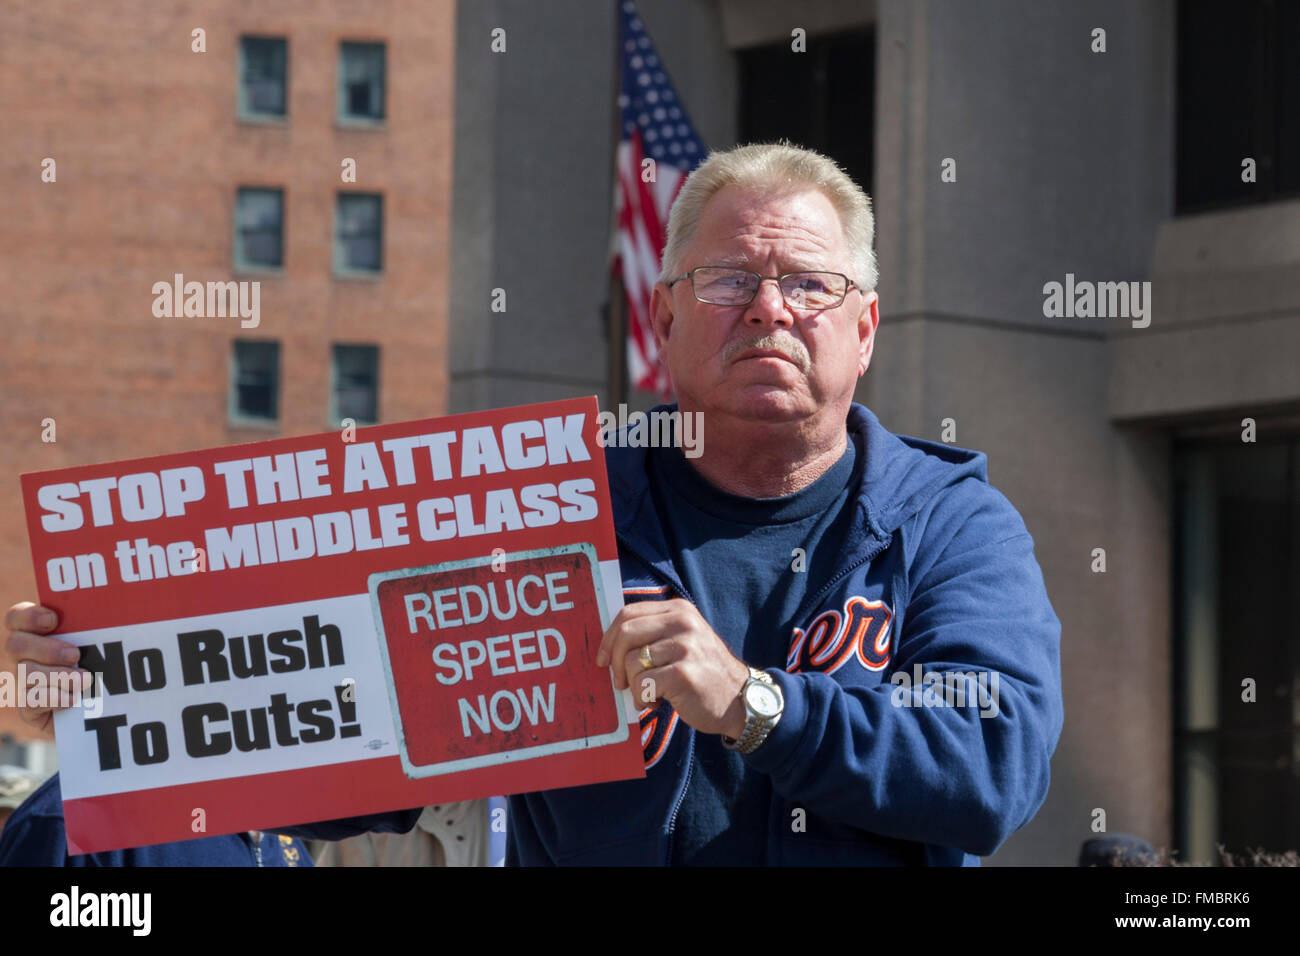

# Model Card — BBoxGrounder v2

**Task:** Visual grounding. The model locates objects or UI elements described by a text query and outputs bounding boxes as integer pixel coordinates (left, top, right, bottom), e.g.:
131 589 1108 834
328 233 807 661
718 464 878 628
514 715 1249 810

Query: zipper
614 528 700 608
613 529 698 865
251 833 263 867
665 732 694 864
791 530 893 631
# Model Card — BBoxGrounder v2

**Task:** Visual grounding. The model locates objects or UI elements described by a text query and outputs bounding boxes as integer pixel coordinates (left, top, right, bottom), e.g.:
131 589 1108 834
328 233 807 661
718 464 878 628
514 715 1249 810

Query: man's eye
698 272 750 294
793 277 828 292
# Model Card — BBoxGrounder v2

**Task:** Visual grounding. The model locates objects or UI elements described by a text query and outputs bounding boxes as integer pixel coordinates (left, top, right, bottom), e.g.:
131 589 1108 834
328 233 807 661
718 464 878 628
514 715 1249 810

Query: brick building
0 1 454 751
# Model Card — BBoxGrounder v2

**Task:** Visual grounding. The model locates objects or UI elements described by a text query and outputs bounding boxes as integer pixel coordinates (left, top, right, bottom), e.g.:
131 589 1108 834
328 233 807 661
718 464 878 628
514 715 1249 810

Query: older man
6 143 1062 866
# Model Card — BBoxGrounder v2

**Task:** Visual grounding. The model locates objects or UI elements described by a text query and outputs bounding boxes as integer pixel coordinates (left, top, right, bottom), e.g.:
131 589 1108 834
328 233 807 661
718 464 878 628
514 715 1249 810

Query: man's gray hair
658 141 878 292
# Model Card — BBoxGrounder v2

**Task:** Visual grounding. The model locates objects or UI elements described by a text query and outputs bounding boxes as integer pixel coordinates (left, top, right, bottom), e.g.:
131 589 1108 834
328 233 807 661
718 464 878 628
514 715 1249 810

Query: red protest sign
19 397 644 855
372 545 624 774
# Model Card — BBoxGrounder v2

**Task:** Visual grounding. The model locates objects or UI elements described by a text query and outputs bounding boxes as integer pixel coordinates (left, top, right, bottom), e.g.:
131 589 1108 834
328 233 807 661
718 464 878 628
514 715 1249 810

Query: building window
1173 434 1300 863
332 344 380 426
1177 0 1300 212
230 340 280 424
238 36 288 119
338 42 385 123
234 188 284 270
738 29 874 197
335 193 383 274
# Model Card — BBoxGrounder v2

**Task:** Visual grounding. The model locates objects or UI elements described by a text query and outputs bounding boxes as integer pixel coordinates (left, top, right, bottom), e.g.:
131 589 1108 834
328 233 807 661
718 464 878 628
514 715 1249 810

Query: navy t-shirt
647 427 862 865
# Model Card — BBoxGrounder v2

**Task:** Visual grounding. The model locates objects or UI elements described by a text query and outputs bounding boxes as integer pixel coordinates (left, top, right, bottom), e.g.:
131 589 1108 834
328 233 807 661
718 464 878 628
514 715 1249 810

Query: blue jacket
0 774 313 867
505 402 1064 865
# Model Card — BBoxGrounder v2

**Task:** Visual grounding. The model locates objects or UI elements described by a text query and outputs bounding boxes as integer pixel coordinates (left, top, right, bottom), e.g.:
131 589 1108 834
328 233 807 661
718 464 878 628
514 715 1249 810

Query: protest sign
20 397 644 854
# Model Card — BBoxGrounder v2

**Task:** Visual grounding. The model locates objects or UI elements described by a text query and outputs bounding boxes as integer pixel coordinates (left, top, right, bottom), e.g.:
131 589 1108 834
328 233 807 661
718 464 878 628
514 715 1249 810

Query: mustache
722 334 811 373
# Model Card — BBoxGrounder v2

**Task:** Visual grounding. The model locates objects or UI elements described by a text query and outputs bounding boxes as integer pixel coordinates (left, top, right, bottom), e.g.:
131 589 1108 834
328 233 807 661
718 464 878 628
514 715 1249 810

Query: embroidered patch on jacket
621 587 679 766
787 596 893 674
623 585 672 600
278 834 302 866
639 700 678 768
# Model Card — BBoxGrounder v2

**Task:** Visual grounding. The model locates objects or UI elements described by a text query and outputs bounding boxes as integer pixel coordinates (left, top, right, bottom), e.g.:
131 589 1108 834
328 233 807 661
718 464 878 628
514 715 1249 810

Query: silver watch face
746 681 782 717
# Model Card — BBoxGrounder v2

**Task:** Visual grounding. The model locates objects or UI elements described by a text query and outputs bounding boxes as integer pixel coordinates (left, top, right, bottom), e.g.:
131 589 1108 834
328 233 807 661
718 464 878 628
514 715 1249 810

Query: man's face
650 184 879 426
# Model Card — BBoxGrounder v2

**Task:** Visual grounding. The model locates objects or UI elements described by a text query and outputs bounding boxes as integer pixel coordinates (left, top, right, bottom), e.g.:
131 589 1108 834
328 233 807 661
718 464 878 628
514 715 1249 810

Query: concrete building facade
447 0 1300 865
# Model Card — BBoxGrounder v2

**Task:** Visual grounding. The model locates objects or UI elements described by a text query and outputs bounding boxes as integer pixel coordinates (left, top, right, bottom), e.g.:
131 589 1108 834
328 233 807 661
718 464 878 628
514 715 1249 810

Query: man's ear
857 291 880 377
649 281 675 355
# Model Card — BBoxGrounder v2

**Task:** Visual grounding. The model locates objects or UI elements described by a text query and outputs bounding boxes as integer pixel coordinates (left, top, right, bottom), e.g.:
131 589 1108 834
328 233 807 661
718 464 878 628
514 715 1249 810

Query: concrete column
869 0 1176 864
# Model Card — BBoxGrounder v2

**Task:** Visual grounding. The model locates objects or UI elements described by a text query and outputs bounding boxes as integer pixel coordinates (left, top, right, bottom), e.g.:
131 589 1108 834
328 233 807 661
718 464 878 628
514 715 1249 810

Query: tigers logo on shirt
623 586 680 768
787 596 893 675
620 588 893 764
639 700 678 769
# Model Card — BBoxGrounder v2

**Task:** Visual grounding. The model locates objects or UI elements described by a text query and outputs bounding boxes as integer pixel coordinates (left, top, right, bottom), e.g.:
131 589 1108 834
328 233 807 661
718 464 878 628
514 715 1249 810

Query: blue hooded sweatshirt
0 774 313 867
284 401 1064 865
504 401 1064 865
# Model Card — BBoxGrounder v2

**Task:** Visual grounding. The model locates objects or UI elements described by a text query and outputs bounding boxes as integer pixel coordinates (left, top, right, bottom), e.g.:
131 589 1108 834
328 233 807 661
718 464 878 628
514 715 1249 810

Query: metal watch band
721 667 782 755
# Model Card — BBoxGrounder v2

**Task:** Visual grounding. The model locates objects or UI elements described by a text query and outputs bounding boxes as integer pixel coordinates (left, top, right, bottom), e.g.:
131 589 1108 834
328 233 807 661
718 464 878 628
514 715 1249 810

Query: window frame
737 27 875 198
1175 0 1300 213
333 191 384 278
1171 429 1300 862
233 186 286 274
228 339 282 429
329 343 381 428
237 35 289 124
336 40 387 128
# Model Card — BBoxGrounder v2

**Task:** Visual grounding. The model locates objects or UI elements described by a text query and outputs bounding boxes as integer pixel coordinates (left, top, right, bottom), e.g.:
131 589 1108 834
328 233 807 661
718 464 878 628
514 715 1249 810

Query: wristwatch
721 666 784 754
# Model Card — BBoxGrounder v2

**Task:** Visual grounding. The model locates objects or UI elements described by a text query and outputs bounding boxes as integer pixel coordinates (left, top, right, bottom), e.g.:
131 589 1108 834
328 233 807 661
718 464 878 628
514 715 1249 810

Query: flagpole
609 278 628 410
606 3 628 411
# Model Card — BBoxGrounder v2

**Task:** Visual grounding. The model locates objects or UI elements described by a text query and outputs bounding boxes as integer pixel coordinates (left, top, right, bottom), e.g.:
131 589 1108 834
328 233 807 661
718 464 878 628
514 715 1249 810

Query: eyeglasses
668 267 860 310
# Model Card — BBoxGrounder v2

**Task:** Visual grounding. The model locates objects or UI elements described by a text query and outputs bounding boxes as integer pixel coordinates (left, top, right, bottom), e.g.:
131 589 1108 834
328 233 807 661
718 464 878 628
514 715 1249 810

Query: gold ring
638 645 654 669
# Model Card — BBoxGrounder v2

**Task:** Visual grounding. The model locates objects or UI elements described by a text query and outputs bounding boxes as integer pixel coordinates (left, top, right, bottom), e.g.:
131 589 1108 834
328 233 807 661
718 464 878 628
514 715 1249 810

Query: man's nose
744 277 792 326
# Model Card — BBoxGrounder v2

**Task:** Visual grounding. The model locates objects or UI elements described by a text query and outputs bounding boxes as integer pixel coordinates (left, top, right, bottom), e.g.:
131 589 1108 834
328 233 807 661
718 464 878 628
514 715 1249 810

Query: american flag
611 0 706 400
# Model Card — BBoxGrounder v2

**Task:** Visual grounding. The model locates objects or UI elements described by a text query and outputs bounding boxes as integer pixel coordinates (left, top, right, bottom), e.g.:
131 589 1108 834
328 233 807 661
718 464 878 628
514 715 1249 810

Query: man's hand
595 598 750 738
4 602 84 733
